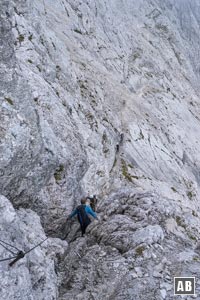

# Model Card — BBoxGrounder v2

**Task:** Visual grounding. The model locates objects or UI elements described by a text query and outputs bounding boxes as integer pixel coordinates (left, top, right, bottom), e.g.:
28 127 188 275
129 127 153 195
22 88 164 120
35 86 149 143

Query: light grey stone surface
0 195 67 300
1 0 200 299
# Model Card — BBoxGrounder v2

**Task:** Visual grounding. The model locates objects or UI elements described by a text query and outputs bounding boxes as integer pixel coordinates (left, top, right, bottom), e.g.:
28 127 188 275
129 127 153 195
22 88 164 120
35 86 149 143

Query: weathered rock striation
1 0 200 299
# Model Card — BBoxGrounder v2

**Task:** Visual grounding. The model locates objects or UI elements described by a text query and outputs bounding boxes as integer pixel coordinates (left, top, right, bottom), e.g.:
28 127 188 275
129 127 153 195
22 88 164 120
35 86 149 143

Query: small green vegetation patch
187 191 194 200
135 245 145 256
175 216 186 229
187 233 197 241
193 256 200 261
4 97 13 105
54 165 64 182
121 159 133 182
18 34 24 42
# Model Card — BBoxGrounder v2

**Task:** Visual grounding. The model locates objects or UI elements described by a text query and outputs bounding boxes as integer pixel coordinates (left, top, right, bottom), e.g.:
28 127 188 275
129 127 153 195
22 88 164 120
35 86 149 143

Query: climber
116 132 124 153
69 197 98 236
120 133 124 143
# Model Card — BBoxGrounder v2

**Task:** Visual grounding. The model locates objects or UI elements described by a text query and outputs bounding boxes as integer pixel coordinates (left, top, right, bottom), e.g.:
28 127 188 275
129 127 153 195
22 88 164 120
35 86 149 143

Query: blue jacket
70 204 97 219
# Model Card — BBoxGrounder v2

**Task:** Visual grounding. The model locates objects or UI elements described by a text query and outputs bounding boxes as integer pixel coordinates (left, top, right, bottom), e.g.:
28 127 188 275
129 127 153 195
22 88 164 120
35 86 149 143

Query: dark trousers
81 225 86 236
80 219 91 236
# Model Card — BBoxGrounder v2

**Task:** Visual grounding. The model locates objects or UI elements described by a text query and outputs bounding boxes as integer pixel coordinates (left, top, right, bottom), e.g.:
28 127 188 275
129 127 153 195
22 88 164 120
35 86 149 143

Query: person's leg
81 225 86 236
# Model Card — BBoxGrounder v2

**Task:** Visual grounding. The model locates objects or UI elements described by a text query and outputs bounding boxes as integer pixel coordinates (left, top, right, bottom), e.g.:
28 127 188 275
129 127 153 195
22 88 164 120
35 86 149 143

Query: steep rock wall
1 0 200 299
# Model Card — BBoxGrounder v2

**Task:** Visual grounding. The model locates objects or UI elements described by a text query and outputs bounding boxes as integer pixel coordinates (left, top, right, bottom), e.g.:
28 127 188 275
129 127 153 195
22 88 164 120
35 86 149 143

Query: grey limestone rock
1 0 200 299
0 195 67 300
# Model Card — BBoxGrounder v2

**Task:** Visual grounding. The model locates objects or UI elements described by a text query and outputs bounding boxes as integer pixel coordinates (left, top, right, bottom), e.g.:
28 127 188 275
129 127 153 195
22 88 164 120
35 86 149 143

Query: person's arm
85 206 97 219
69 208 77 218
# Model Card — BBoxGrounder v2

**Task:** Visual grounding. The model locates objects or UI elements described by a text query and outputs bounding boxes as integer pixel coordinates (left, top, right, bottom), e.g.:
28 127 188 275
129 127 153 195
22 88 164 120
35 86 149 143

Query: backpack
87 195 97 211
76 205 91 228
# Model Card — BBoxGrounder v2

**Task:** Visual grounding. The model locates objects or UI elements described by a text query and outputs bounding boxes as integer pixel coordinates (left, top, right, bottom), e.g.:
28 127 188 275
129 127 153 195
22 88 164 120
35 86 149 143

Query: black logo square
174 277 195 295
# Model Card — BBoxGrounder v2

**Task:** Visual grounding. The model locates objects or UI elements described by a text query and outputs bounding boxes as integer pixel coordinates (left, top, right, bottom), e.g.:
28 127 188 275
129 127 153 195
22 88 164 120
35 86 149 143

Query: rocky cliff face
1 0 200 299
